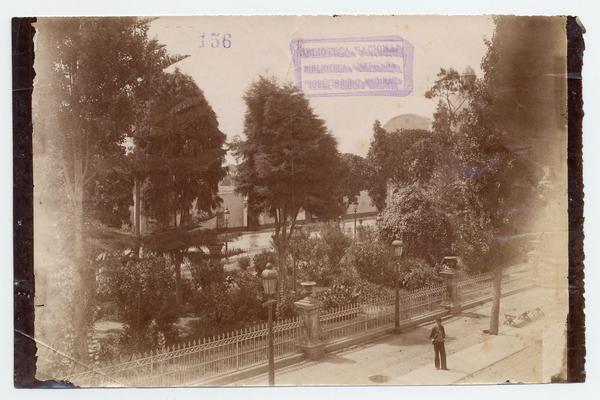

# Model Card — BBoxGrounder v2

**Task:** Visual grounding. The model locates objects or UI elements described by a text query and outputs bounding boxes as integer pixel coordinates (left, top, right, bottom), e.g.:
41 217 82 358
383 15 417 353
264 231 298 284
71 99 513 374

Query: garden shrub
290 223 351 286
340 236 396 287
188 260 268 337
237 255 251 270
252 249 277 277
399 257 443 291
104 254 179 353
379 183 453 266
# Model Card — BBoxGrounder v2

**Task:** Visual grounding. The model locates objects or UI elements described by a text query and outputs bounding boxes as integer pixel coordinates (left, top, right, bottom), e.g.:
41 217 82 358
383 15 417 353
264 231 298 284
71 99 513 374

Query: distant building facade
131 113 434 233
208 169 378 231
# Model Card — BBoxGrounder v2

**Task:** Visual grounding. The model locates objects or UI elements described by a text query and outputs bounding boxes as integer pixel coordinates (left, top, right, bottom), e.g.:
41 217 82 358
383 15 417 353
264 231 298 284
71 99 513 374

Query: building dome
382 113 432 132
461 66 476 86
462 65 476 77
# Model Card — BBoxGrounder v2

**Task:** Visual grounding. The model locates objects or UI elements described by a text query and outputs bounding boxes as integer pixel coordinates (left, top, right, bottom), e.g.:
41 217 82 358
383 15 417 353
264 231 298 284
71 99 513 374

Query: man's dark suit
429 324 447 370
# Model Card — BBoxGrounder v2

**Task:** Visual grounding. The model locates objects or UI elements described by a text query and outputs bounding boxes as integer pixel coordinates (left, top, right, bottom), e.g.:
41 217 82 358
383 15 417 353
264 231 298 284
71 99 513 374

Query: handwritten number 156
200 33 232 48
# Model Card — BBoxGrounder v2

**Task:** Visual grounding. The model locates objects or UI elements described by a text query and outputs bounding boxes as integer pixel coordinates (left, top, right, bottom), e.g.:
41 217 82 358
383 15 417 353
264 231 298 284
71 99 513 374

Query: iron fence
458 265 533 305
319 301 394 342
400 284 448 319
59 317 302 387
458 273 494 304
52 265 533 387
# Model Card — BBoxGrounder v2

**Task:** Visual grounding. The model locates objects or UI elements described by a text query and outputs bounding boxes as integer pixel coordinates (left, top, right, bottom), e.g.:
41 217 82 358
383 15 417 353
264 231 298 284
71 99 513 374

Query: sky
149 16 494 157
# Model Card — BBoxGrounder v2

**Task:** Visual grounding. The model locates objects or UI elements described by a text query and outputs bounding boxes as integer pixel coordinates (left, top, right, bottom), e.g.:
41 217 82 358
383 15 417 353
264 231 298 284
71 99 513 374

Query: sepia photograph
16 14 582 388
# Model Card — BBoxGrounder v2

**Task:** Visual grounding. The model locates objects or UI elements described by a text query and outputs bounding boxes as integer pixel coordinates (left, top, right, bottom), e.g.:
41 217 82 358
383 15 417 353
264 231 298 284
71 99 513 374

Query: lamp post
392 239 403 332
261 263 278 386
223 207 230 256
242 198 248 230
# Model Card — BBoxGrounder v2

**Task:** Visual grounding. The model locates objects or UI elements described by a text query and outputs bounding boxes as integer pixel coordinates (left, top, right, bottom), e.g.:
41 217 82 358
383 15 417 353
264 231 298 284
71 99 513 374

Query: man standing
430 318 448 370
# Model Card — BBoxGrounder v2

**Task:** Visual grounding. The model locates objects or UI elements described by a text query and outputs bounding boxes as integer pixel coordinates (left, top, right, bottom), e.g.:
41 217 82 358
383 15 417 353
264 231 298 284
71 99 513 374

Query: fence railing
458 273 494 304
59 317 303 387
400 284 448 319
318 283 448 343
319 301 394 342
458 266 535 305
53 265 533 387
506 266 537 291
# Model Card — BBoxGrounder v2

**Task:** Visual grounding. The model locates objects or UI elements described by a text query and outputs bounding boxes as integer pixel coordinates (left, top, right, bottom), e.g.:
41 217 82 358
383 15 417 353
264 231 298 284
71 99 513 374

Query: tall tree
34 17 183 363
366 121 439 210
426 18 560 334
378 183 453 265
475 16 566 334
339 153 371 209
364 122 389 211
427 67 533 334
232 76 344 292
138 69 227 308
425 68 472 133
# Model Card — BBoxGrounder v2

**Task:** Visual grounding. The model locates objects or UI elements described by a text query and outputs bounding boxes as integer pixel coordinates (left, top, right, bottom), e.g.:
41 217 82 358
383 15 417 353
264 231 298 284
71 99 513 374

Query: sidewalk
390 331 529 385
231 287 556 386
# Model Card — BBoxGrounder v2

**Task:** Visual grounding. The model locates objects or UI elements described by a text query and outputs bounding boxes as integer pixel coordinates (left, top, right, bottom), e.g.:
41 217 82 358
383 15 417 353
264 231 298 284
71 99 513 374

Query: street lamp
242 198 248 230
392 239 403 332
223 207 230 256
261 263 278 386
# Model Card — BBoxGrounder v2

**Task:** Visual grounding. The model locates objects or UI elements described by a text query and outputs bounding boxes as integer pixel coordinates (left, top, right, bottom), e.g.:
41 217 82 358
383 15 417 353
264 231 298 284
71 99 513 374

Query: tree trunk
71 173 93 365
133 177 142 256
280 208 291 294
175 262 182 310
276 238 288 292
246 195 260 230
173 252 183 313
182 209 190 225
275 239 288 319
489 266 503 335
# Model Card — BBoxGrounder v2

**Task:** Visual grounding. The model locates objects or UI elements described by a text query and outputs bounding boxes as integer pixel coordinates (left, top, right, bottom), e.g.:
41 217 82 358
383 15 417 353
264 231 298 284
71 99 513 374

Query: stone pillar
294 282 325 360
439 257 461 314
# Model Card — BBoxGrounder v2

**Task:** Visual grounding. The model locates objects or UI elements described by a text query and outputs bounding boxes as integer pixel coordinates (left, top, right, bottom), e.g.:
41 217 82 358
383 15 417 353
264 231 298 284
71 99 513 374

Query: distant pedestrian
429 318 448 370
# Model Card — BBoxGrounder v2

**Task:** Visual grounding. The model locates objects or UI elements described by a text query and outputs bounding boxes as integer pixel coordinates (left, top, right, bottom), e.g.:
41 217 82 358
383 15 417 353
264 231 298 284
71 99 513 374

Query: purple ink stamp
290 36 413 98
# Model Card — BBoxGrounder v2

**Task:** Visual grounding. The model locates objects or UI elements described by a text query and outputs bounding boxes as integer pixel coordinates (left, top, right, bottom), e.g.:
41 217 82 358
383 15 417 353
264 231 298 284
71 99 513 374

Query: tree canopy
379 183 453 265
34 17 189 364
418 17 556 334
137 69 227 228
232 76 345 291
339 153 372 208
366 121 440 210
33 17 228 366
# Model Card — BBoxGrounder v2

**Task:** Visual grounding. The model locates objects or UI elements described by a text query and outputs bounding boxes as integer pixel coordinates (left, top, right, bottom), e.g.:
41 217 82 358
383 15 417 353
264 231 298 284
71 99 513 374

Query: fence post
439 264 462 315
294 282 325 360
